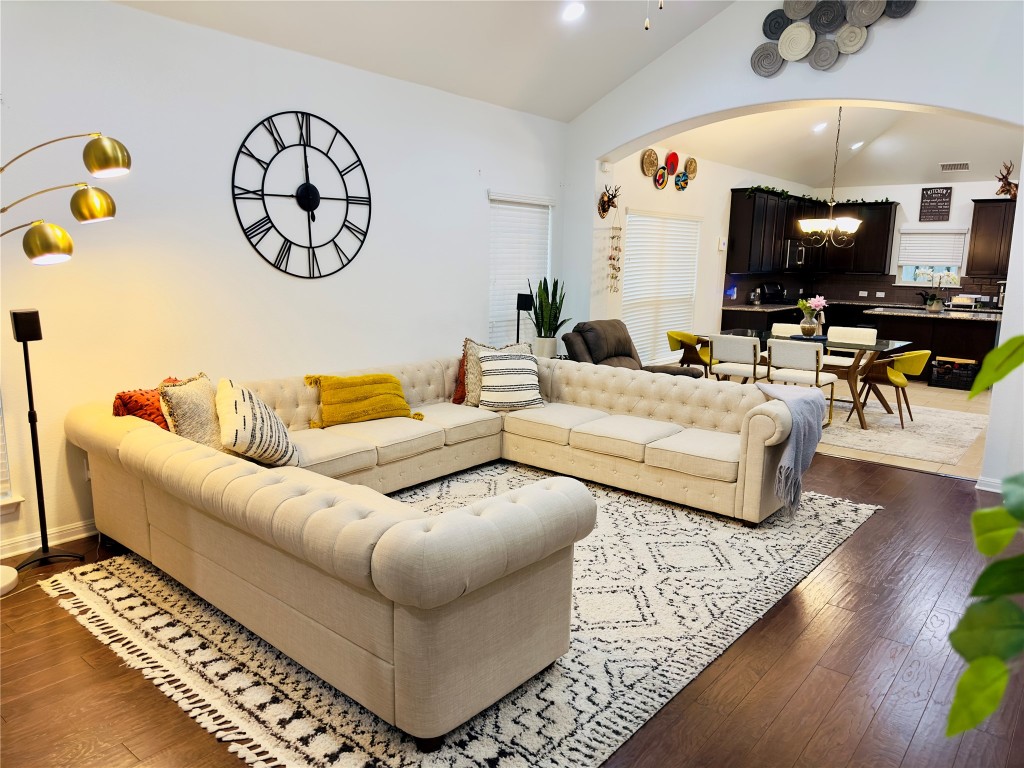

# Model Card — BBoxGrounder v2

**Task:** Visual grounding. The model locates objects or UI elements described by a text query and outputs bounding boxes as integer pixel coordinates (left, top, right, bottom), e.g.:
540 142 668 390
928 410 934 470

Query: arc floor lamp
0 132 131 590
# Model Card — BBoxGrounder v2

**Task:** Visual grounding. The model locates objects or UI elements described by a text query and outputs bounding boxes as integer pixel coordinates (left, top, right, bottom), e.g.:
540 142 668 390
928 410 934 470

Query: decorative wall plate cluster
751 0 915 78
640 148 698 191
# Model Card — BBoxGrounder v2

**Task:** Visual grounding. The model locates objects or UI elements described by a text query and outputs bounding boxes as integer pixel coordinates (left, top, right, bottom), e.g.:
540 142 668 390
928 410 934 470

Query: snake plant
528 277 571 338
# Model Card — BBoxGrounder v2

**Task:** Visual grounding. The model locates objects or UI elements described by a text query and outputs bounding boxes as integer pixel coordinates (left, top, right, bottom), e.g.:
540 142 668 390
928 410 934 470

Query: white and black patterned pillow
216 379 298 466
478 351 544 411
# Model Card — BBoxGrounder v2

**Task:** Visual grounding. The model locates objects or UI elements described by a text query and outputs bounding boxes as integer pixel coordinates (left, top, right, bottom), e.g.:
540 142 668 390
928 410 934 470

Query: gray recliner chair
561 320 703 378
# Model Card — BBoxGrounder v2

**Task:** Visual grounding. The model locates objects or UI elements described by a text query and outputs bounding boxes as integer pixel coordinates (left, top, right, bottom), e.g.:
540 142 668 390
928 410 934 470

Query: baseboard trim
975 475 1003 494
1 519 97 559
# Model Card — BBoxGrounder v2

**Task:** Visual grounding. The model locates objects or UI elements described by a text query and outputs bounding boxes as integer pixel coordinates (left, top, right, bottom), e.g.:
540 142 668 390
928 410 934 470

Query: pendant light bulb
658 0 664 9
644 16 650 29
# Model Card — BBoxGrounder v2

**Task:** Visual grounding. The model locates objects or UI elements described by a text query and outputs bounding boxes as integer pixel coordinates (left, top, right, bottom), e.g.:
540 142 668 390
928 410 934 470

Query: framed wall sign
919 186 952 222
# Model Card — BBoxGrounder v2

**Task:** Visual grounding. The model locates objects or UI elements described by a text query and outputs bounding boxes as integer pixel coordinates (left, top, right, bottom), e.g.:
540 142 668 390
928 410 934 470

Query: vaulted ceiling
121 0 1023 187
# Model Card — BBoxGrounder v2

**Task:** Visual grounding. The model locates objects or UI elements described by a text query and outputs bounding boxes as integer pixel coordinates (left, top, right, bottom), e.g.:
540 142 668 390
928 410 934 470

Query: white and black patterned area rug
42 461 876 768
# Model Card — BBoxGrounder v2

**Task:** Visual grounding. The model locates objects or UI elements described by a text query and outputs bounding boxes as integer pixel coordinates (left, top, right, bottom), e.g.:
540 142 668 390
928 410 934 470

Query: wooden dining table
711 329 912 430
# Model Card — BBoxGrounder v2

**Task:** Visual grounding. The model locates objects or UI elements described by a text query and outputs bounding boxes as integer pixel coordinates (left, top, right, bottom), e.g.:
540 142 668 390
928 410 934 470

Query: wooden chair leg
847 381 870 422
894 385 905 429
823 382 835 427
902 386 914 422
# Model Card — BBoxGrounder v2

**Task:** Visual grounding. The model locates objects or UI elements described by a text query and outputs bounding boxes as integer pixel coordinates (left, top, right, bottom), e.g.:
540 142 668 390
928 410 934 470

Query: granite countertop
723 300 1002 315
863 307 1002 322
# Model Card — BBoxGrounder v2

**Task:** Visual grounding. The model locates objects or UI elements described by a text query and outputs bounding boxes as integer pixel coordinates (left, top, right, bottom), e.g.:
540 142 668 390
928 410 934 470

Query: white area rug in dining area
41 461 877 768
817 401 988 464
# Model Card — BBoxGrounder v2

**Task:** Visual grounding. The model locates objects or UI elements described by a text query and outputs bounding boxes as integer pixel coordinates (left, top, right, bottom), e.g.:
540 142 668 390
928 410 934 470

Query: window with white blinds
897 230 968 266
621 211 700 364
0 395 13 502
488 197 552 347
895 230 968 285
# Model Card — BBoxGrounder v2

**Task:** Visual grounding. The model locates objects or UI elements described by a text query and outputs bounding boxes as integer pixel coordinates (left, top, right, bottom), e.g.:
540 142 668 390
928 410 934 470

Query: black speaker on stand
10 310 84 571
516 293 534 344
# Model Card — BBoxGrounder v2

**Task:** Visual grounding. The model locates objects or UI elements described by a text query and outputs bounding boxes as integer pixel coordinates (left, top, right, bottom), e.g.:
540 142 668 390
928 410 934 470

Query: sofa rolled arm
65 402 162 464
741 399 792 447
371 476 596 610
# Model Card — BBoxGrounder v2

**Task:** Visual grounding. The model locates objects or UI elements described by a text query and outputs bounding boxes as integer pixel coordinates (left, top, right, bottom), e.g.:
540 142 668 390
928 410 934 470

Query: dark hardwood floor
2 455 1021 767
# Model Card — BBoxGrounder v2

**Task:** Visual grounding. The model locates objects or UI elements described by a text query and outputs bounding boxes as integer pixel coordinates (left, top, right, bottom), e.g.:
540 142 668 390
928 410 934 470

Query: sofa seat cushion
568 415 682 462
644 428 742 482
327 418 445 465
503 403 608 446
288 429 378 477
417 403 502 445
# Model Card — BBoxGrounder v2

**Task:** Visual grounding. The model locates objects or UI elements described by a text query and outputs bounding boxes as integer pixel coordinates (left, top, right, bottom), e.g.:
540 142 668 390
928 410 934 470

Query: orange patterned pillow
452 353 467 404
113 389 169 430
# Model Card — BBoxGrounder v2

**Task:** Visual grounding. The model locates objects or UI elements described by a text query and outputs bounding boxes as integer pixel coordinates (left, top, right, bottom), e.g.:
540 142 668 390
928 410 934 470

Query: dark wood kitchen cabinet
826 201 899 274
726 188 783 274
966 198 1015 278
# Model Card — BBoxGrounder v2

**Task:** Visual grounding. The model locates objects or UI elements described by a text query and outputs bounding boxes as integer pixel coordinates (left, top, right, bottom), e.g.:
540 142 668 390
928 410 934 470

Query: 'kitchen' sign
920 186 953 221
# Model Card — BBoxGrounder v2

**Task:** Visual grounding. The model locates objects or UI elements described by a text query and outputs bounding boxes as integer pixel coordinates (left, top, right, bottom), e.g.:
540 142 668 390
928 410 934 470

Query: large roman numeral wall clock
231 111 371 279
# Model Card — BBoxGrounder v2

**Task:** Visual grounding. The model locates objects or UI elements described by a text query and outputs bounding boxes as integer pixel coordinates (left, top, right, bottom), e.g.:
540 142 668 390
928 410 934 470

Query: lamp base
15 546 84 571
0 565 18 596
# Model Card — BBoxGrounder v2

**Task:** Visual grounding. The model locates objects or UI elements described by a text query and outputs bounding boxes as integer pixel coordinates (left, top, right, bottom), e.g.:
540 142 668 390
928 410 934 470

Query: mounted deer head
598 185 621 219
996 161 1018 201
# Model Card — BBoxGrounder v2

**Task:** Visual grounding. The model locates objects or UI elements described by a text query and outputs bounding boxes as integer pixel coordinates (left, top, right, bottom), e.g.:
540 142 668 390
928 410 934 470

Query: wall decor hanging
232 111 371 279
607 226 622 293
995 162 1019 200
674 172 690 191
684 156 698 178
597 185 621 218
640 148 659 177
751 0 915 77
654 166 669 189
665 151 679 175
919 186 953 222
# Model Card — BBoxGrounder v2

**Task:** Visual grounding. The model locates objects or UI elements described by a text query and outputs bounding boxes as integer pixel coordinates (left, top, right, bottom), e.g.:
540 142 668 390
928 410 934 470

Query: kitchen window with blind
894 229 968 285
621 211 700 364
487 194 553 347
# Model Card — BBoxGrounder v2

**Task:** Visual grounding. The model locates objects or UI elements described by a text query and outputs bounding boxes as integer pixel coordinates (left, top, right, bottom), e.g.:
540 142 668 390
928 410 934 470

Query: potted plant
915 268 959 312
528 277 571 358
796 295 828 336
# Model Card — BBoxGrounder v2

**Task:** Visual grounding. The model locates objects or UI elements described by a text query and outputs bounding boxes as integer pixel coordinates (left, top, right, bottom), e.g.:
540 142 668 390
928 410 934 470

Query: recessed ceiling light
850 141 865 150
812 122 828 133
562 2 585 22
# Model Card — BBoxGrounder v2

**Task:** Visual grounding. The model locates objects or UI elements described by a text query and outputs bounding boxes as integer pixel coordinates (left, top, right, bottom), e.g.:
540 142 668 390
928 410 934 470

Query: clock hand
307 211 314 250
303 145 316 222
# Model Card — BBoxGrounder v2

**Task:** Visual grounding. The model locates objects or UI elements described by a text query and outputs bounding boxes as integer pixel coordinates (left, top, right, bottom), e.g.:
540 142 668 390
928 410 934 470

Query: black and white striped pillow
478 351 544 411
216 379 298 466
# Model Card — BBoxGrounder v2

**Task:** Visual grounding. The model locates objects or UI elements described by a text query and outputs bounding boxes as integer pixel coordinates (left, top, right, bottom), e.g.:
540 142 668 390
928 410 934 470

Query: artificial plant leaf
969 335 1024 398
970 554 1024 598
972 507 1022 556
949 597 1024 661
946 657 1010 736
1002 472 1024 521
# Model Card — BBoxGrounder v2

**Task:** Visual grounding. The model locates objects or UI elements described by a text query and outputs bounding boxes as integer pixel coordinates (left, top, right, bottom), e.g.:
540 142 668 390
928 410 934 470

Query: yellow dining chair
666 331 715 377
849 350 931 429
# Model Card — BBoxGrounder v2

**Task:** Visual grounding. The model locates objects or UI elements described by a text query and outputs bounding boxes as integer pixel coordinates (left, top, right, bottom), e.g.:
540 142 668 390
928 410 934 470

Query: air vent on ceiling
940 162 970 172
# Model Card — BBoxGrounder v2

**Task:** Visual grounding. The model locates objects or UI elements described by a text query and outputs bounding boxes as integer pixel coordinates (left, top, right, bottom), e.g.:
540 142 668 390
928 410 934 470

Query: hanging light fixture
798 107 861 249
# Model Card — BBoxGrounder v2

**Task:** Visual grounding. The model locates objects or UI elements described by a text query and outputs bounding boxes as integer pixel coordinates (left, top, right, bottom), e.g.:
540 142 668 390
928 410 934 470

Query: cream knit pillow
159 373 221 450
216 378 298 466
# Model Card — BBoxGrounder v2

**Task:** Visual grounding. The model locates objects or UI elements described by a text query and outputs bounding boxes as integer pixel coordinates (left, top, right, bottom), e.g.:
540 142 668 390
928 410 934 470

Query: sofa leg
414 736 445 753
740 519 757 529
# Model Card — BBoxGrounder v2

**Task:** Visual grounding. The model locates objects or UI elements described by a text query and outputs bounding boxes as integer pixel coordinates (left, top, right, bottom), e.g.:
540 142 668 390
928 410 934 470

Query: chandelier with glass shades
798 106 861 249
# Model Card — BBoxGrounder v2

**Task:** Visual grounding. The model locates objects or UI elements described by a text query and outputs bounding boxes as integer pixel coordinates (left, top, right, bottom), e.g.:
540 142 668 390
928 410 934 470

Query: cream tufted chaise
62 354 793 746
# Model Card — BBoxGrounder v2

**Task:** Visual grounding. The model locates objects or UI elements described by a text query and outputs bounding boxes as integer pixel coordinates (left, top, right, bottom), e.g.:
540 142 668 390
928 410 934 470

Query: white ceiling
120 0 1023 187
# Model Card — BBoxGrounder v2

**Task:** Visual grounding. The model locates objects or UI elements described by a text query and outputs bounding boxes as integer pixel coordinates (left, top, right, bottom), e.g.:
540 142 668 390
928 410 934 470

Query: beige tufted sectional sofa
63 355 794 746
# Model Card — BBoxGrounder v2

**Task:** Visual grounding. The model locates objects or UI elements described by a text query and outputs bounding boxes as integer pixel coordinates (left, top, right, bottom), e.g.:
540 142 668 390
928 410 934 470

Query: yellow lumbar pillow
305 373 424 428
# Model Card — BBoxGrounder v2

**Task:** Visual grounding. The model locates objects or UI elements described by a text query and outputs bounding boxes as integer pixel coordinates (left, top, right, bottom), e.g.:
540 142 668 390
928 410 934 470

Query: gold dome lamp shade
82 136 131 178
70 186 116 223
21 221 73 265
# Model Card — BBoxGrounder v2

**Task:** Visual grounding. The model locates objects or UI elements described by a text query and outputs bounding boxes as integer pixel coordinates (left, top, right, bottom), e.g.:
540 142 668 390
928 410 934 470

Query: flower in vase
797 295 828 318
914 268 960 302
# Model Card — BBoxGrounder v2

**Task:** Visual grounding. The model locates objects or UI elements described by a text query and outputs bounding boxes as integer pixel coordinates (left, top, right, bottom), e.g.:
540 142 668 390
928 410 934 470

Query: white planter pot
533 336 557 358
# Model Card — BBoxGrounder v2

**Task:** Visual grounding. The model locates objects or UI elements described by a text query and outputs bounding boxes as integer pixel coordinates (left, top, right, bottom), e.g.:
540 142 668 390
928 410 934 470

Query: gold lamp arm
0 220 43 238
0 183 87 214
0 133 99 173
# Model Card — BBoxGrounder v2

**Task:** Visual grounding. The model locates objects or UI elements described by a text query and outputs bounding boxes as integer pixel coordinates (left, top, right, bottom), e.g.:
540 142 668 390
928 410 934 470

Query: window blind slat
621 213 701 363
897 231 967 267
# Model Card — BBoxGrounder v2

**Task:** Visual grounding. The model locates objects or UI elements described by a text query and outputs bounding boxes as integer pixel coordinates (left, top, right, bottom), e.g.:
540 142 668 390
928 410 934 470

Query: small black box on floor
929 356 979 390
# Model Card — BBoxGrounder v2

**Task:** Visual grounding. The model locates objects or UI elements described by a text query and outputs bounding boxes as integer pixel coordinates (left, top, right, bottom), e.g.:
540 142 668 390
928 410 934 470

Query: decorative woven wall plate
685 156 698 178
809 1 846 33
835 23 868 54
640 149 658 177
783 0 815 20
654 166 668 189
762 8 793 40
808 39 840 70
751 41 784 77
846 0 885 26
778 21 815 61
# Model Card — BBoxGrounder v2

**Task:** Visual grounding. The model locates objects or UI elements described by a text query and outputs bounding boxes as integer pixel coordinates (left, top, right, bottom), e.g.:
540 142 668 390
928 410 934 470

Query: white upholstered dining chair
770 322 804 337
766 338 839 425
708 334 768 383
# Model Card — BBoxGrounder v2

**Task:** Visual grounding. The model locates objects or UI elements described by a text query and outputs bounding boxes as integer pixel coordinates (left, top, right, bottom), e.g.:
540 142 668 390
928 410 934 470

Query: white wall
0 1 568 553
599 150 813 337
564 0 1023 489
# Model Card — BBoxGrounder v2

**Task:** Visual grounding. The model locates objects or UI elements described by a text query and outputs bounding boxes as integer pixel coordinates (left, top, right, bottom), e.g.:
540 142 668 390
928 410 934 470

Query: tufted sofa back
537 358 767 434
242 358 460 432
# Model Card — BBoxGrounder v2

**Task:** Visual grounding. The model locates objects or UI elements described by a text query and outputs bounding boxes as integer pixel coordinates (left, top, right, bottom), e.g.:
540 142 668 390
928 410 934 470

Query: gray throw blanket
756 383 826 516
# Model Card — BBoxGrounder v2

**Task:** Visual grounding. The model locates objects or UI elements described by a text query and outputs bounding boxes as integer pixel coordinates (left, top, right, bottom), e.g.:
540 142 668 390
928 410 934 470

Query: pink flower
807 295 828 311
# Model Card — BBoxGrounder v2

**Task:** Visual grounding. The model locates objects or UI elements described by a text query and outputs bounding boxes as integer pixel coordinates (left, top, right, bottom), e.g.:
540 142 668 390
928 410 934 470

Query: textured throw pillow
216 379 298 467
305 373 424 428
478 350 544 411
159 373 221 450
452 353 467 404
113 388 170 430
464 339 532 407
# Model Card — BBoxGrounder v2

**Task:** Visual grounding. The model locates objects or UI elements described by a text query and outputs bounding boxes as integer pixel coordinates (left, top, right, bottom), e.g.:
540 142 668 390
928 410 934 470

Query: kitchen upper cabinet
726 188 785 274
966 199 1015 278
826 201 899 274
